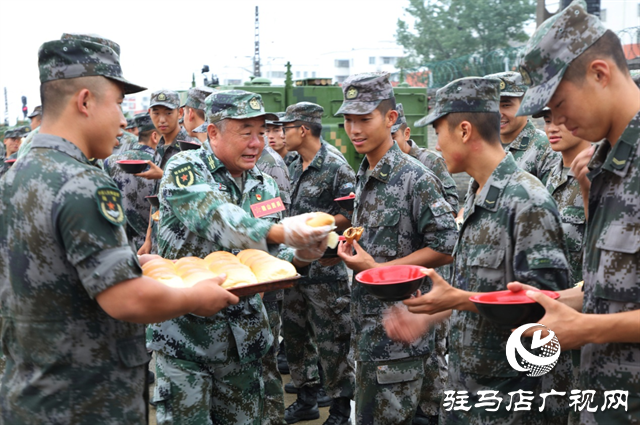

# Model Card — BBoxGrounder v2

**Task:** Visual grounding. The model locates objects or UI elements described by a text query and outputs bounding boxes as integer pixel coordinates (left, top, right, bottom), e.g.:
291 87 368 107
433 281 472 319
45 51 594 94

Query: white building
600 0 640 33
319 41 405 84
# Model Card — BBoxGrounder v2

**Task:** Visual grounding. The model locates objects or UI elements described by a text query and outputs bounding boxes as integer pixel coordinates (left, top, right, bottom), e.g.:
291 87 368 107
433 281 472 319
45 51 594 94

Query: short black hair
395 123 408 134
445 112 501 144
297 120 322 138
40 76 109 120
376 97 397 116
564 30 629 84
185 105 205 121
138 129 156 144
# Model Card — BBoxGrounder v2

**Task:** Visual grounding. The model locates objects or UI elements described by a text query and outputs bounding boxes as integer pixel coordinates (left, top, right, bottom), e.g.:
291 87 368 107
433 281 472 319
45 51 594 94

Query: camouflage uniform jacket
153 127 195 172
288 142 356 284
112 131 138 156
580 111 640 409
257 145 292 210
450 153 569 380
503 120 561 185
148 148 289 365
0 153 17 179
351 142 458 362
104 143 156 249
16 126 40 159
284 151 300 168
0 134 147 423
405 139 459 212
545 160 586 283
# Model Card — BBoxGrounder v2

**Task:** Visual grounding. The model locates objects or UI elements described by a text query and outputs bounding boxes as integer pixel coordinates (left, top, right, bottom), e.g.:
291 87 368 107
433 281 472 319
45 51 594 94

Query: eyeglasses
282 125 303 131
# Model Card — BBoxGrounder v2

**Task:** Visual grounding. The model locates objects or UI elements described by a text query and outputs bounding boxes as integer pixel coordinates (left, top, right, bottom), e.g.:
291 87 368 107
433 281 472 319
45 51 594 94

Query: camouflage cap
415 77 500 127
134 112 155 132
60 33 121 57
335 72 394 115
391 103 407 133
38 36 146 94
266 112 286 126
516 0 607 116
485 71 527 97
279 102 324 124
204 90 277 124
150 90 181 109
532 106 551 119
182 86 215 110
4 126 29 139
125 118 136 129
3 129 18 139
27 105 42 118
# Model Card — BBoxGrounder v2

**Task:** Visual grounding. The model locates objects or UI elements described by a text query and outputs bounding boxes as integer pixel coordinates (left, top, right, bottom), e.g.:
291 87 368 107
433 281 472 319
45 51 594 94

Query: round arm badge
172 163 196 188
96 187 126 226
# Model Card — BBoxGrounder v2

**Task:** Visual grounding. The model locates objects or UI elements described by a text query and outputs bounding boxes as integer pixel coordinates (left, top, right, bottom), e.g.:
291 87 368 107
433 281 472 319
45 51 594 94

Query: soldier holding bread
148 90 334 424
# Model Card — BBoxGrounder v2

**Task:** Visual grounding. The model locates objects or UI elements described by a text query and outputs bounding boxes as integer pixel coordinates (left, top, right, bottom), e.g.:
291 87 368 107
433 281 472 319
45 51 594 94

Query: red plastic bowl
5 159 16 166
179 140 202 151
117 159 148 174
334 193 355 211
470 290 560 328
356 265 427 301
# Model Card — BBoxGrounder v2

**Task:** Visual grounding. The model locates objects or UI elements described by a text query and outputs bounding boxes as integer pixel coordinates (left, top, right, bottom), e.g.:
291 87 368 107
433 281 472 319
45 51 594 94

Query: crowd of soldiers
1 1 639 424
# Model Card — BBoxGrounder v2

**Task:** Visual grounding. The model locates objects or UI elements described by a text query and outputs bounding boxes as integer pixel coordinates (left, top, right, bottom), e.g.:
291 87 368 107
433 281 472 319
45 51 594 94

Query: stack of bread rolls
141 250 297 289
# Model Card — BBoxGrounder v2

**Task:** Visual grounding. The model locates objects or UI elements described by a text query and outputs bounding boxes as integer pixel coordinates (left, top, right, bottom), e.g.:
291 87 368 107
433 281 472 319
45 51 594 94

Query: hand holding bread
281 212 335 249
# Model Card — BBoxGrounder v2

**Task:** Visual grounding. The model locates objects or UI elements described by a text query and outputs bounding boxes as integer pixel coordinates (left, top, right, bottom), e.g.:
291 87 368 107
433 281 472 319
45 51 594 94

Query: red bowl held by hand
356 265 428 301
117 160 148 174
469 289 560 328
334 193 356 211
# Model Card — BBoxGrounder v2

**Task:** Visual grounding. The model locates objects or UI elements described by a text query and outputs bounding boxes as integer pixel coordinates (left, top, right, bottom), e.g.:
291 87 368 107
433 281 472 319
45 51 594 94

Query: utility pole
253 6 261 77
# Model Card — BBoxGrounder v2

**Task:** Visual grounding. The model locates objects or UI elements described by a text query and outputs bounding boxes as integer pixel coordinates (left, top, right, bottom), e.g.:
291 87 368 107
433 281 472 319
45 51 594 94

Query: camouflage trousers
355 355 443 425
262 300 286 425
282 279 355 398
540 350 579 425
154 352 264 425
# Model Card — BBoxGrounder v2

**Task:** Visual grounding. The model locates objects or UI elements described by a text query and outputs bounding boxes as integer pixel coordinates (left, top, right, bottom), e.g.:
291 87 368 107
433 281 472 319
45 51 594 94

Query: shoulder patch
95 187 125 226
172 163 196 188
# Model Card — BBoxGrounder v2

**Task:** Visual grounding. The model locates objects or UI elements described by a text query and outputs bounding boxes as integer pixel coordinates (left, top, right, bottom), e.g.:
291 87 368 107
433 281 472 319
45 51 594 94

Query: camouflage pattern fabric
183 86 215 111
150 89 180 110
484 71 527 97
134 111 156 133
284 151 299 168
0 134 147 424
405 139 459 212
256 145 292 211
517 0 607 117
125 118 136 130
60 32 121 56
27 105 42 119
279 102 324 124
104 142 156 250
391 103 407 134
112 129 138 156
415 77 501 127
545 161 586 282
351 142 458 419
356 356 443 425
335 72 394 115
38 38 145 94
0 153 18 179
154 352 263 425
443 153 570 424
153 126 196 174
579 111 640 424
16 126 39 159
204 90 277 124
261 300 286 425
282 142 356 397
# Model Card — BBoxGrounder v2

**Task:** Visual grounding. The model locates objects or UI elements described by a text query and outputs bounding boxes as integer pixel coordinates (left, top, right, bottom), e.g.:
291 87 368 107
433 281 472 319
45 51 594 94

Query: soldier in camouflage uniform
392 103 459 213
125 117 139 136
265 113 288 159
393 77 570 424
17 106 42 159
0 129 22 178
257 118 292 211
149 90 334 425
0 34 239 425
335 73 458 425
28 105 42 129
182 85 215 143
103 112 159 250
512 1 640 423
279 102 356 425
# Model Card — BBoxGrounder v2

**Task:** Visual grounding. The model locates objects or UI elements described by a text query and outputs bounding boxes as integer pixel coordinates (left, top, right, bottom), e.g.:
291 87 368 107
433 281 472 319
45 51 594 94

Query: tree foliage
396 0 535 68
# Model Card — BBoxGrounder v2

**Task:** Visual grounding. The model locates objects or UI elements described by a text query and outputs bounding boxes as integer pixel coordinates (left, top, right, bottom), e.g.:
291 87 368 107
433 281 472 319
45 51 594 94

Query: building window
304 71 308 78
268 71 285 79
369 57 376 65
312 71 316 77
600 8 606 22
296 71 300 78
335 59 350 68
382 57 396 65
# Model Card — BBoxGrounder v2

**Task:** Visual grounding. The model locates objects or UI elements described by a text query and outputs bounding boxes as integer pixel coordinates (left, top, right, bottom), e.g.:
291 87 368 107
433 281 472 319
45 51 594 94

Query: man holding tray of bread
149 90 334 424
0 34 242 425
335 72 459 425
279 102 356 424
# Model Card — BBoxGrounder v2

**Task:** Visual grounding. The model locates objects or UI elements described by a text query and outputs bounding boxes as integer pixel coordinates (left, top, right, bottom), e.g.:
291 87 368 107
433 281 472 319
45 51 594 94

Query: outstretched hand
403 268 465 314
135 161 164 180
383 305 435 344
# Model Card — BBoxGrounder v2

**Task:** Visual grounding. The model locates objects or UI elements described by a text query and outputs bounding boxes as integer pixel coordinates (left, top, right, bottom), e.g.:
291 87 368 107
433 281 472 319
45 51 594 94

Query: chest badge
256 194 262 200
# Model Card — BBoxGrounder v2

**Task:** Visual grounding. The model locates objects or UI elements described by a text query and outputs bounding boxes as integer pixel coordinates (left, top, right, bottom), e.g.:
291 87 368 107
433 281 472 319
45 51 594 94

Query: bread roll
237 249 270 263
141 258 175 273
343 226 364 244
156 275 186 288
249 257 297 282
306 212 335 227
204 251 239 264
182 271 218 287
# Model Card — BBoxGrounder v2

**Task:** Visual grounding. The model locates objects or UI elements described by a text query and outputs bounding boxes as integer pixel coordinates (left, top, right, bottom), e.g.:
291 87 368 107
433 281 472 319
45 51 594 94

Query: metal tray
228 274 302 297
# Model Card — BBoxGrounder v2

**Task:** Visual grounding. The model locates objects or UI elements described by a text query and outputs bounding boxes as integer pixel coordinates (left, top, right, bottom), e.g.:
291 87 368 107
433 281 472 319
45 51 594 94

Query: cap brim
230 112 278 121
531 107 551 119
27 112 40 118
516 67 566 117
500 92 525 97
414 110 446 128
334 100 381 116
193 123 208 133
108 75 147 95
149 102 179 110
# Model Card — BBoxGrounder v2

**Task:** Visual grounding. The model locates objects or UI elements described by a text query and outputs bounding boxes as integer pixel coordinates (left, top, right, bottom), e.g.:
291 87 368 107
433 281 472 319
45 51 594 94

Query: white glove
281 213 333 250
294 238 329 263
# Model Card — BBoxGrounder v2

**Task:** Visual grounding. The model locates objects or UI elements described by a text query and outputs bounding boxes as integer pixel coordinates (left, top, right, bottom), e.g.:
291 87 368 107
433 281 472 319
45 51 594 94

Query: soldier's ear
459 121 472 144
387 110 398 128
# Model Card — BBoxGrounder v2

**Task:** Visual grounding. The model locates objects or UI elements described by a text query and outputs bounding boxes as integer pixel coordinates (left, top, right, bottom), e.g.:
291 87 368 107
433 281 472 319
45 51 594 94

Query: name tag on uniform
250 196 286 218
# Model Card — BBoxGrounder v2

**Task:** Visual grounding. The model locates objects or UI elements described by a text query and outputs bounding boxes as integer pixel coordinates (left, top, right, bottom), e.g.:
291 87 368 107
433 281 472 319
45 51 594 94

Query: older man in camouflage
388 77 570 424
0 33 241 425
103 112 159 250
335 73 458 425
392 103 459 213
279 102 356 425
149 90 333 424
510 1 640 423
